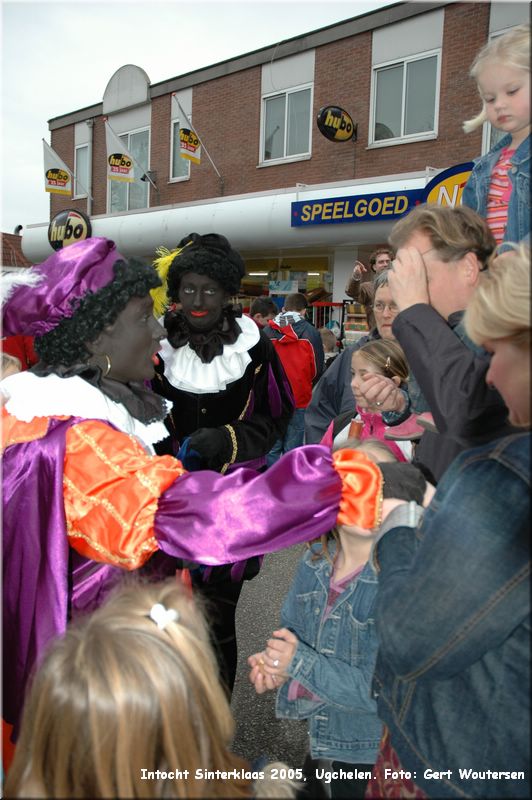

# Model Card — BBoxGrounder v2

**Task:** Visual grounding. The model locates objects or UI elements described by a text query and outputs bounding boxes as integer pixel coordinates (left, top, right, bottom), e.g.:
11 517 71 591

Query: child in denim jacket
461 25 530 246
248 442 406 800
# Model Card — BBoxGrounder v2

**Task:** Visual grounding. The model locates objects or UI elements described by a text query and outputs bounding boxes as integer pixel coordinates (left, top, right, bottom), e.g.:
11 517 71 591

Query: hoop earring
102 354 112 377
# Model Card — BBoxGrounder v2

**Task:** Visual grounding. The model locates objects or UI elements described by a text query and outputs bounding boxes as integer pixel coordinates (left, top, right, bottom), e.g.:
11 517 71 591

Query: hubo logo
317 106 357 142
48 209 92 251
180 129 199 147
45 168 70 185
109 153 132 170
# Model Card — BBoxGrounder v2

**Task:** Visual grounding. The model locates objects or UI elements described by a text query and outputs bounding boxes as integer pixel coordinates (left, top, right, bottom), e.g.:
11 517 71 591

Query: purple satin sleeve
155 444 341 563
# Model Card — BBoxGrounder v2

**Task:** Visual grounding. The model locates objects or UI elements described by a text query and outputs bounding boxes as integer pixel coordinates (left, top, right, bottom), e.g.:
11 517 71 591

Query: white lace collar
160 313 260 394
1 371 172 449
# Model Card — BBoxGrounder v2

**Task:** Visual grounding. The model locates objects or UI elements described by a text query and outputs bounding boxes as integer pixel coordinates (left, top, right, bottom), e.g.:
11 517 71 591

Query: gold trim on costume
220 424 238 475
66 517 158 566
238 391 252 421
64 475 132 534
133 467 166 497
71 425 129 477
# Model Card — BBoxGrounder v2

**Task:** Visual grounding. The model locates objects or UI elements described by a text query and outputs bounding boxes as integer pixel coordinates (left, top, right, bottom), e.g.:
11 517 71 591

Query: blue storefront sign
291 189 424 227
290 161 474 228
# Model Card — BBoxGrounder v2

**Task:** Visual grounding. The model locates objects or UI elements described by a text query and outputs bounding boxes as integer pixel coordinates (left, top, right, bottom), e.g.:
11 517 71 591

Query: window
261 85 312 163
109 127 149 213
170 119 190 181
74 144 89 198
371 51 440 145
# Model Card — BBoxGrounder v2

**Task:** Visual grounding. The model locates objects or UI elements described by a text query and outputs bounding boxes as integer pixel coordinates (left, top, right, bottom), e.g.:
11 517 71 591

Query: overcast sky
0 0 402 235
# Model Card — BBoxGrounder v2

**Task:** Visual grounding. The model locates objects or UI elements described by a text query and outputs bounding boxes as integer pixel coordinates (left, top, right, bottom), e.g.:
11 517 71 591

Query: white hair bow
149 602 179 630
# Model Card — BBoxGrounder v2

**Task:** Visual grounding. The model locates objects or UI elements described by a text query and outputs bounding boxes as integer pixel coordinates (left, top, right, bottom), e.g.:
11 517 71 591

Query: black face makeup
93 295 165 382
178 272 228 331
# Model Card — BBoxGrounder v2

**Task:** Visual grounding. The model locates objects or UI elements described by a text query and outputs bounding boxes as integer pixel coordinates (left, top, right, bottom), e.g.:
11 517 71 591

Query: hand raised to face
388 248 430 311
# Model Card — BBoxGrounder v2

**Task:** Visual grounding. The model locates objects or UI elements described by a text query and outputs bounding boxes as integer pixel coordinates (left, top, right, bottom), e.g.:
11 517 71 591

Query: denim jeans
266 407 306 466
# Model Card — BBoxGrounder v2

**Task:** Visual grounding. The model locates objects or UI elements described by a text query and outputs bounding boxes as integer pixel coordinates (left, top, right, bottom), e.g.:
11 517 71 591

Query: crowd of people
1 23 530 800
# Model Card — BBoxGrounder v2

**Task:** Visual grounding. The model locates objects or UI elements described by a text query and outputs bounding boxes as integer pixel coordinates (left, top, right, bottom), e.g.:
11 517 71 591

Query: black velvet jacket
152 330 294 465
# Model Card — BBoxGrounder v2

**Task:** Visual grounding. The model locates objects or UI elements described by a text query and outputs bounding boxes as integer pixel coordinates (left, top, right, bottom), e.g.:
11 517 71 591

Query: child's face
350 352 384 405
253 312 275 327
477 63 530 146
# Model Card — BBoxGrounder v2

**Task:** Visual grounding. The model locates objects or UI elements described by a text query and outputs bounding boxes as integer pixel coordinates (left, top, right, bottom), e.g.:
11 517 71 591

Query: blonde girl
462 24 530 246
5 581 296 799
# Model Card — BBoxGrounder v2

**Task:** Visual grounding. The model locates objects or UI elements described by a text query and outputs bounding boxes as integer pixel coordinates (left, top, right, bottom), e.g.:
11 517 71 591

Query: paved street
231 544 309 768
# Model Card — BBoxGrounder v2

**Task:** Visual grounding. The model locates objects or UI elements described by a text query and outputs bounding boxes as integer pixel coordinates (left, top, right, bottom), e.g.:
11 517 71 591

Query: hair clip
385 356 391 371
149 602 179 630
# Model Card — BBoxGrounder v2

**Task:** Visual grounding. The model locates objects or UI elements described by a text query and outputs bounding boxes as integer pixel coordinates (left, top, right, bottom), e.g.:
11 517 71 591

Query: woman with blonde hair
5 580 298 799
465 243 530 425
366 244 530 798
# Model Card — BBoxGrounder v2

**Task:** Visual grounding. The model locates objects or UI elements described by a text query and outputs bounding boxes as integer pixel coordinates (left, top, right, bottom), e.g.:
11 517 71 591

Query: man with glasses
387 203 515 482
345 247 394 330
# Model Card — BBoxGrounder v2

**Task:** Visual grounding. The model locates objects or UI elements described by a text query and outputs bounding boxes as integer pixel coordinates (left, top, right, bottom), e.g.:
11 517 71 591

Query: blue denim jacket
275 541 382 763
461 133 530 245
372 432 530 798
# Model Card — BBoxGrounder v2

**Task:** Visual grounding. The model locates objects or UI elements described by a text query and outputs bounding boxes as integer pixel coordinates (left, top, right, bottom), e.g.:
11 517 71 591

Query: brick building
22 0 528 303
1 233 32 270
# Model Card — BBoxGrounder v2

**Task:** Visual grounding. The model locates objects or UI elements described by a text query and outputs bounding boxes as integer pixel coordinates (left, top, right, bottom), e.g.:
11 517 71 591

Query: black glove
187 427 232 471
379 462 427 505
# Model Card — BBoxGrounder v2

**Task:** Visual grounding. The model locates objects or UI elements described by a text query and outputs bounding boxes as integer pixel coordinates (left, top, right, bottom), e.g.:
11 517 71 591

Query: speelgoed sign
290 162 474 227
48 209 92 251
316 106 357 142
291 190 423 227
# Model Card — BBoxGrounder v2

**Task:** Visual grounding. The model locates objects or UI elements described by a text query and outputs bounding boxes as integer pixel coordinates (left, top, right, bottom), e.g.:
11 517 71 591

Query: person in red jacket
264 292 325 465
1 334 38 370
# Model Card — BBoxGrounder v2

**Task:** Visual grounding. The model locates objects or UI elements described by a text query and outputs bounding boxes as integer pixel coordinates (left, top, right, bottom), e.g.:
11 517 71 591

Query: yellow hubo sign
180 128 201 165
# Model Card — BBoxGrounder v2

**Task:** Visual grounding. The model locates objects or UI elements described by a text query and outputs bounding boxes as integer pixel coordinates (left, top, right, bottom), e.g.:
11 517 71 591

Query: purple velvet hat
2 237 124 338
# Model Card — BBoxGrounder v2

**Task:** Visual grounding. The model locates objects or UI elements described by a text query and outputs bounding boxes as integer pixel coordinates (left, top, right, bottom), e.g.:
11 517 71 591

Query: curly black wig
34 258 161 367
166 232 246 300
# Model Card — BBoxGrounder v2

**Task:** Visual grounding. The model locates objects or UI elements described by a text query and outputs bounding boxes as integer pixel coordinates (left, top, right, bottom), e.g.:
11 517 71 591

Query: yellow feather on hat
151 245 183 318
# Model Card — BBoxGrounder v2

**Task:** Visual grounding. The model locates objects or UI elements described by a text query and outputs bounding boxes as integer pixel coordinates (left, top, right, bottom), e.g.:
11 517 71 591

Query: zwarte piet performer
150 232 295 691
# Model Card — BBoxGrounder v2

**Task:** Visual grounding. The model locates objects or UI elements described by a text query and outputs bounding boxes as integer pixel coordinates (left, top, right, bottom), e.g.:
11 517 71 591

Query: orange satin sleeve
1 408 68 451
332 448 383 530
64 420 186 570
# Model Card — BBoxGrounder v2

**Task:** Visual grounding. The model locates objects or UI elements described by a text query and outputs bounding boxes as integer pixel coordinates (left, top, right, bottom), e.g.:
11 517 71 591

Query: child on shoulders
462 24 530 247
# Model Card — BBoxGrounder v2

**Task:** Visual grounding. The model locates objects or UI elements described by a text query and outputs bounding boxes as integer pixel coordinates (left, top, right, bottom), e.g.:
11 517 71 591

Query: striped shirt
486 147 515 245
